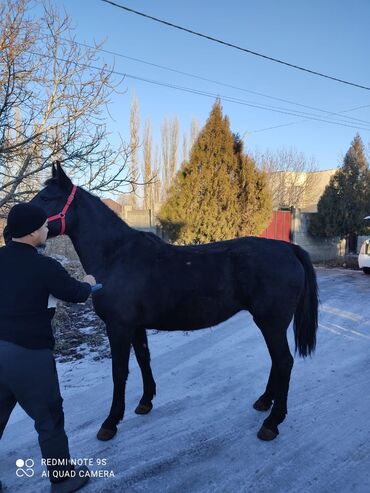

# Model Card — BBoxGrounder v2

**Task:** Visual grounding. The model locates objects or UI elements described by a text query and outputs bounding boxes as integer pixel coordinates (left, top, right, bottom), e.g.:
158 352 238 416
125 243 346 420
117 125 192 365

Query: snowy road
1 267 370 492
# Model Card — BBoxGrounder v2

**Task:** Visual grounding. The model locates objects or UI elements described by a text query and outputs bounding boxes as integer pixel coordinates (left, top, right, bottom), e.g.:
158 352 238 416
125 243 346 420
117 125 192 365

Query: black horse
29 162 318 442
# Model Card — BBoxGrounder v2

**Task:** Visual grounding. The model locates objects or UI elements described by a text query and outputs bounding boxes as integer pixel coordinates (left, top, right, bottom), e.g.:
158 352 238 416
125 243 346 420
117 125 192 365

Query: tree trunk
347 233 358 254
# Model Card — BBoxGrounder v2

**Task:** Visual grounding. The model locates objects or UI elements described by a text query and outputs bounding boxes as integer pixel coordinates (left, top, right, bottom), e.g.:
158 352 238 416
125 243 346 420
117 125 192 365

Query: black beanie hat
7 203 48 238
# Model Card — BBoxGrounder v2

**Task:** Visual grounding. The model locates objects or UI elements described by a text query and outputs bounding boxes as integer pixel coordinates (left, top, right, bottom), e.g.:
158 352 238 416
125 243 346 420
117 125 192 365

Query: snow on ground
1 267 370 493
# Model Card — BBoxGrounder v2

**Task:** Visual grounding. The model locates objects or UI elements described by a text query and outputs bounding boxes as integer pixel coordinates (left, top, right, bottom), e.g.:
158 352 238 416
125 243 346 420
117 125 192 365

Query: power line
252 121 304 133
66 38 370 134
252 104 370 133
70 38 370 127
26 49 370 132
99 0 370 92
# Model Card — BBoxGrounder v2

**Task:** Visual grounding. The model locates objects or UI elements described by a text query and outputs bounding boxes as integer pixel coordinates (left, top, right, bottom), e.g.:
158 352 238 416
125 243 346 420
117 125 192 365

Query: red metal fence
259 210 292 242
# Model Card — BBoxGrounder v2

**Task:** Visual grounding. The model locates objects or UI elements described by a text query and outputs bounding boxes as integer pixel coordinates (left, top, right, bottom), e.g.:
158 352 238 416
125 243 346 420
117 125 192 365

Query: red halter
47 185 77 236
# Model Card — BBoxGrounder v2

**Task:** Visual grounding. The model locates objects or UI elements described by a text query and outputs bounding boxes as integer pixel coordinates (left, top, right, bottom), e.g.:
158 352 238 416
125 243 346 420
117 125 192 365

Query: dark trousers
0 340 71 482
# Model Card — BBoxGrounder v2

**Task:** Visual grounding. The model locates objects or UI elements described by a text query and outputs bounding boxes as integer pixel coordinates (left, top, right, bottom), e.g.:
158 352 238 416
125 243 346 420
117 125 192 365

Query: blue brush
91 283 103 293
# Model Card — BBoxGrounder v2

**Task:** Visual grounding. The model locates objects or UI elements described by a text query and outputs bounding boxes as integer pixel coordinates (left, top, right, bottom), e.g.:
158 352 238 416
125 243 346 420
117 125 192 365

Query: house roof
102 198 122 216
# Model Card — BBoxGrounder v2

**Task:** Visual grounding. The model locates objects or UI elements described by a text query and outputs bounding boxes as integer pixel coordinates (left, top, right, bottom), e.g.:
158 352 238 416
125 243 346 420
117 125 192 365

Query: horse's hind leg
132 328 156 415
254 318 294 441
253 364 276 412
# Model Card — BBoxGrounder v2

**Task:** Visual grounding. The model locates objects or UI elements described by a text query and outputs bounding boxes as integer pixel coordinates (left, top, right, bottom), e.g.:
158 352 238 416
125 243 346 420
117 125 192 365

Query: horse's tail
292 244 319 358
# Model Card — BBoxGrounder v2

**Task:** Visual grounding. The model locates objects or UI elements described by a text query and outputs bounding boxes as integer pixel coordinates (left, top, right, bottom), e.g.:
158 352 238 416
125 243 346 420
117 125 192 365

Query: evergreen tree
310 134 370 247
158 101 272 243
233 135 272 237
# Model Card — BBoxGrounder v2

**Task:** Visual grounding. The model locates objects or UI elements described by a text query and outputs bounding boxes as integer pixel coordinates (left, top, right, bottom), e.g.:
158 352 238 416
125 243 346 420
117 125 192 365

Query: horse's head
30 161 78 239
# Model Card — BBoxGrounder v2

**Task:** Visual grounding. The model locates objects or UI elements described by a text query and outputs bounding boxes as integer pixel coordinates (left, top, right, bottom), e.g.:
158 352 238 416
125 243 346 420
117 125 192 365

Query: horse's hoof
97 427 117 441
135 402 153 415
257 425 279 441
253 398 272 412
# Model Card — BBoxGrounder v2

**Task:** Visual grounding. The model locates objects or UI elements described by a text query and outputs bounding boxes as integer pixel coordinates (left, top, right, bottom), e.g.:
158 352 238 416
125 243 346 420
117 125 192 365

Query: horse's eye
40 196 50 202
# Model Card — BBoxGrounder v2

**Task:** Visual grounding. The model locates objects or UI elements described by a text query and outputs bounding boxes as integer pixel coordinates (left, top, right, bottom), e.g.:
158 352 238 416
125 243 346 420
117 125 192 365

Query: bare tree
169 116 179 182
181 117 200 165
161 116 179 198
129 94 140 207
182 131 188 164
153 145 162 206
142 119 152 210
0 0 133 216
116 192 131 207
161 118 170 197
254 148 319 209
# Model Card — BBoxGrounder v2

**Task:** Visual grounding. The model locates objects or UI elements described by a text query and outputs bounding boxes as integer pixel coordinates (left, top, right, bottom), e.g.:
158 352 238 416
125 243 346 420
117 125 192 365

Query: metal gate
259 210 292 242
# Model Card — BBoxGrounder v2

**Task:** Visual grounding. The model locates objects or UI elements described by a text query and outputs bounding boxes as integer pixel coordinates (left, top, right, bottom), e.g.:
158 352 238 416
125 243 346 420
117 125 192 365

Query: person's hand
83 274 96 286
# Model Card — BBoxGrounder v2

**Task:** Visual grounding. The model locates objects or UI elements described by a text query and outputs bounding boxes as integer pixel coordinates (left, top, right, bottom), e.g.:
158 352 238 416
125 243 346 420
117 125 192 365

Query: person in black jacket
0 203 96 493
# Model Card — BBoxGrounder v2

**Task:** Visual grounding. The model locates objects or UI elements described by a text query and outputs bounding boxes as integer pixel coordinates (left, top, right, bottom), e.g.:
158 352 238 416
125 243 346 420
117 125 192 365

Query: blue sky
58 0 370 171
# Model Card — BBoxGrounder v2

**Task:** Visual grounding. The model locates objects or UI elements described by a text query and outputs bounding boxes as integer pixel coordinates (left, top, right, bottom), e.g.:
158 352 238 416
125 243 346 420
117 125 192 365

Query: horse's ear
55 161 72 190
51 162 57 178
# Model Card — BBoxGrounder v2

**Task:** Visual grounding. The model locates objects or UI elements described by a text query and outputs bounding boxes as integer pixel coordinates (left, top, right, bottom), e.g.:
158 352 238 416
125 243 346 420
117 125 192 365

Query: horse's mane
141 230 167 246
44 178 111 215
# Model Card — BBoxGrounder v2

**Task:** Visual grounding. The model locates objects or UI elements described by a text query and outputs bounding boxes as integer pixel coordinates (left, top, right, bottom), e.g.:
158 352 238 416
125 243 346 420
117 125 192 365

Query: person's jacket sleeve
43 257 92 303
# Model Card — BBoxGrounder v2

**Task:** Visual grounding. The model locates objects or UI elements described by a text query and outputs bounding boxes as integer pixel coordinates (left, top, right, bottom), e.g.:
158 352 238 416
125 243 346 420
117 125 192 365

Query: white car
358 239 370 274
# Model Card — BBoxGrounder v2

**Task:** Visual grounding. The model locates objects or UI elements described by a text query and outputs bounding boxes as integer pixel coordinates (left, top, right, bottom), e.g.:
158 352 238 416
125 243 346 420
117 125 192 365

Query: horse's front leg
97 329 132 441
132 327 156 415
